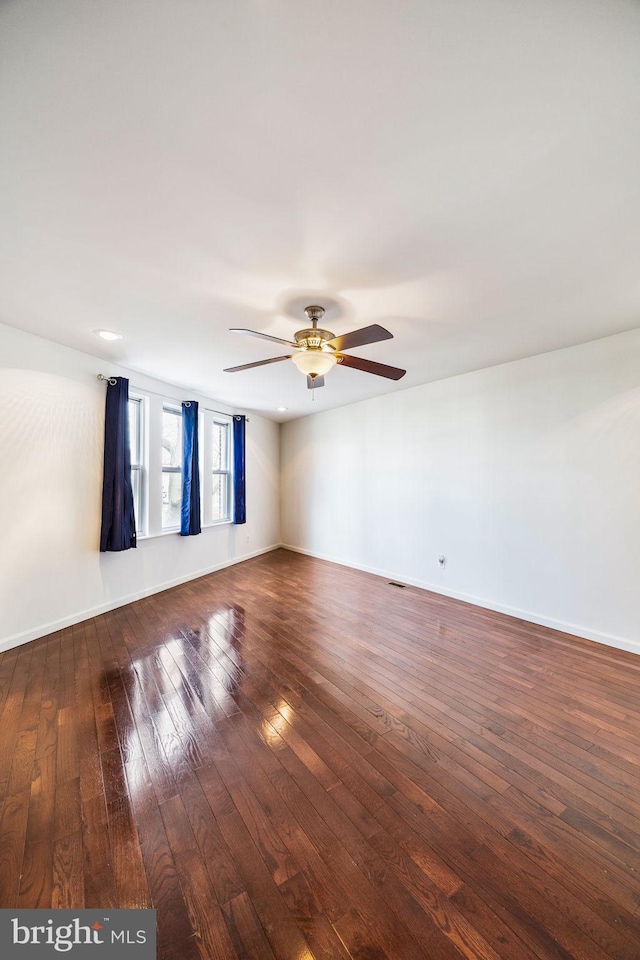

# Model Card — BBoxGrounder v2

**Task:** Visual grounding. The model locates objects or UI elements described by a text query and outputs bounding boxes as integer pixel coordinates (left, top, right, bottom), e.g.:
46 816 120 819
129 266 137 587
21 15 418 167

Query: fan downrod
295 305 335 347
304 305 325 325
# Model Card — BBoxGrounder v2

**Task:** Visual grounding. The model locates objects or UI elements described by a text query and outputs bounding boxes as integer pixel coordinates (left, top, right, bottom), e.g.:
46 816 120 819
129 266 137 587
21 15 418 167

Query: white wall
281 328 640 655
0 323 280 651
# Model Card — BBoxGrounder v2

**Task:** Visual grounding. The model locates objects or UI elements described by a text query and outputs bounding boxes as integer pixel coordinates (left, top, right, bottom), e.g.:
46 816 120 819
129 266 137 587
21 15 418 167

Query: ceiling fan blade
230 328 298 347
336 353 406 380
307 375 325 390
224 355 292 373
325 324 393 352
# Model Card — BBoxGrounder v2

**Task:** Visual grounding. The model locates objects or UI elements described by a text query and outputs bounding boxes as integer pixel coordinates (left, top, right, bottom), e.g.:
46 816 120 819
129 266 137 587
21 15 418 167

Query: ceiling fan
223 305 406 390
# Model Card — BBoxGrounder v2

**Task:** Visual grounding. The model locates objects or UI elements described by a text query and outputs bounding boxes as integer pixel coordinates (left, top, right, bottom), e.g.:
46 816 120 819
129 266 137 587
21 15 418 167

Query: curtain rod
204 407 250 421
96 375 249 420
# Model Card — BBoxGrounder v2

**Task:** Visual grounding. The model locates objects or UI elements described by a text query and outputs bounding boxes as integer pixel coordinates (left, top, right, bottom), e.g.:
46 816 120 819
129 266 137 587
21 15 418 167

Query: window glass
162 472 182 529
128 397 144 534
128 402 139 462
212 421 227 471
211 421 231 522
162 408 181 467
212 473 229 522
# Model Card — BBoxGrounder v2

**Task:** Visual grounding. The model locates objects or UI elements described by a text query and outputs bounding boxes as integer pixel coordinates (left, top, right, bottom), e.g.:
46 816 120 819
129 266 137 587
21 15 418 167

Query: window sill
137 520 233 542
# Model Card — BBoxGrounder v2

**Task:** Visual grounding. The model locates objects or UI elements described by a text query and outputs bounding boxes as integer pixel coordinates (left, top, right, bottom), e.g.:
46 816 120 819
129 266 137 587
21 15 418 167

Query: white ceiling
1 0 640 421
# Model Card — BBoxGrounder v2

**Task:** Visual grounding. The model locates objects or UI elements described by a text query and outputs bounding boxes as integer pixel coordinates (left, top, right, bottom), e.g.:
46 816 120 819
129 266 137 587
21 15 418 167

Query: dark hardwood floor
1 548 639 959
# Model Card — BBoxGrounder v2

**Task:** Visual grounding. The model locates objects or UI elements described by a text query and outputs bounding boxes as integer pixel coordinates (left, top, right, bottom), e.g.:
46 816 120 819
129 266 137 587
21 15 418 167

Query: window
125 391 234 538
200 412 232 525
128 396 145 535
162 405 182 530
211 419 231 522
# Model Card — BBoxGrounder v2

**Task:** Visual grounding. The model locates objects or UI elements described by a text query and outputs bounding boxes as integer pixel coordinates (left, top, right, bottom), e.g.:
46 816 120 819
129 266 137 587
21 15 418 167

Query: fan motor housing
294 327 336 350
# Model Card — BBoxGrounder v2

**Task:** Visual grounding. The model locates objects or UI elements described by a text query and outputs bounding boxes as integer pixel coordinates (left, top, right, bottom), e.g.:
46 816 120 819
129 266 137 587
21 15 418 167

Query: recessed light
94 329 123 341
276 406 287 412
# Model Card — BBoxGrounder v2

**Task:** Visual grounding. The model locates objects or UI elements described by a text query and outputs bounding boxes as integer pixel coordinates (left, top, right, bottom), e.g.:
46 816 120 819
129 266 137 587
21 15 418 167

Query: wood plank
18 839 53 908
106 794 153 908
18 751 57 908
0 788 30 904
221 891 278 960
125 760 194 948
52 831 84 908
56 704 79 784
217 811 317 960
0 646 34 783
173 847 240 960
81 794 118 909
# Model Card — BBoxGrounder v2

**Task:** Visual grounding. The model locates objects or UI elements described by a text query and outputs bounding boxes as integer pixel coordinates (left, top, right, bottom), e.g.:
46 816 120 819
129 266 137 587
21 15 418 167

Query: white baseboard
7 542 637 660
0 544 281 655
281 543 640 659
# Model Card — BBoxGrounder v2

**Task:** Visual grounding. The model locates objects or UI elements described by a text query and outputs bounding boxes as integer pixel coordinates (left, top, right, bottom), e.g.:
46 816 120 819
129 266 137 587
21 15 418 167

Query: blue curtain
100 377 136 552
181 401 201 536
233 415 246 524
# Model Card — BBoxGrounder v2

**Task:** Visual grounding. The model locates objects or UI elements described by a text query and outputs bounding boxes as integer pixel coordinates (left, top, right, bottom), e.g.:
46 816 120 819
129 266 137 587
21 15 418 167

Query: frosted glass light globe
291 351 337 378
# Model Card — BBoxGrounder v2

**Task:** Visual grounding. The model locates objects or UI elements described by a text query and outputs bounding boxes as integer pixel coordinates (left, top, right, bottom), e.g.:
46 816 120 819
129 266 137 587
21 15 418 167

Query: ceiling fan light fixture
224 304 406 391
291 351 337 378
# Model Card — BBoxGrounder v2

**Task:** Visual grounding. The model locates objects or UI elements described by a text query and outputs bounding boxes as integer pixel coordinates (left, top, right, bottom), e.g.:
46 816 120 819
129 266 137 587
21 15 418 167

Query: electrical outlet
246 534 250 543
438 555 446 568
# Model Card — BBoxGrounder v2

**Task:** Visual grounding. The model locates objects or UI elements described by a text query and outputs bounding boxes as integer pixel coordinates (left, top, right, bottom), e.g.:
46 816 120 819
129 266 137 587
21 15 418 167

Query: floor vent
388 581 406 588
